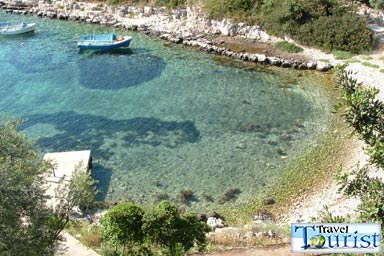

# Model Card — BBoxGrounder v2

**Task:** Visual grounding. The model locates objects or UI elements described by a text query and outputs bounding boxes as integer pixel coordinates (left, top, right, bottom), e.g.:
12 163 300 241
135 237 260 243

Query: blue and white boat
77 33 132 50
0 22 35 35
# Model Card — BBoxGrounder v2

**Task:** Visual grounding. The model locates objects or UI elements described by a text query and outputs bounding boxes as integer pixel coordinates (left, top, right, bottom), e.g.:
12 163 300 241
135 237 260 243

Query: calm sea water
0 11 332 210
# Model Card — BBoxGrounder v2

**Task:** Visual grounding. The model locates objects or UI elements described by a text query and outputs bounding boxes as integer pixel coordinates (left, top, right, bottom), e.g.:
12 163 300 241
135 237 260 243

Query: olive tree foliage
335 67 384 226
336 67 384 169
0 118 98 255
53 162 98 235
0 118 60 255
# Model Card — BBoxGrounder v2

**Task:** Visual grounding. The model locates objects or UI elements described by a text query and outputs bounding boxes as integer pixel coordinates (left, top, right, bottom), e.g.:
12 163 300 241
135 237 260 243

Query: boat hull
78 36 132 50
0 23 35 35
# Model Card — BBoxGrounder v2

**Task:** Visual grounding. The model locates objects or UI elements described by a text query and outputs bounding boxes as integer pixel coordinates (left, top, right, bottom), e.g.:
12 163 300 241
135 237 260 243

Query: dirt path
56 232 100 256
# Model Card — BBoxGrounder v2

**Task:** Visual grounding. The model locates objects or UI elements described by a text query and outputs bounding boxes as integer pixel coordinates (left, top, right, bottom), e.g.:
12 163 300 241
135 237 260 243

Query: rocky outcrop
1 0 333 71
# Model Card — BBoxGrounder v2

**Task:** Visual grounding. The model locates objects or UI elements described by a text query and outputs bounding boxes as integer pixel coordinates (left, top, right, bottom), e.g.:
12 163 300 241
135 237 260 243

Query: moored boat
77 33 132 50
0 22 35 35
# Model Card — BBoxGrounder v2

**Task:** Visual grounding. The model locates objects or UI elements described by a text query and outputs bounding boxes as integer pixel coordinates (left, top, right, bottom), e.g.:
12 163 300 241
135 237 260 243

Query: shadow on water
78 50 166 90
91 163 112 201
21 111 200 161
78 47 134 56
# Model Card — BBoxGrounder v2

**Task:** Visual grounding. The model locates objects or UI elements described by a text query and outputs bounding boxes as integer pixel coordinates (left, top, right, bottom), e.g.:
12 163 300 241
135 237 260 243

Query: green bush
275 41 303 53
205 0 262 21
296 14 372 53
204 0 373 54
143 201 209 256
100 201 209 256
100 202 145 248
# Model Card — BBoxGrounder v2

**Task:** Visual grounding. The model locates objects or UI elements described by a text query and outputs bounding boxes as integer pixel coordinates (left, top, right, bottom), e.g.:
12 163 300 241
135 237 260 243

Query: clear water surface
0 11 332 211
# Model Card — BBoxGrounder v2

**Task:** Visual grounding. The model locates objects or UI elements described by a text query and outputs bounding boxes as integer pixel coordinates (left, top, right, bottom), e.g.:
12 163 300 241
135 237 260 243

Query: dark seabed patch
78 50 166 90
21 111 200 161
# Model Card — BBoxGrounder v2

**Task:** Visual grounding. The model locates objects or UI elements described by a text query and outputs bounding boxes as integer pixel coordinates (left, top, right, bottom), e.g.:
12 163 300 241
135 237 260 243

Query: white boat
0 22 35 35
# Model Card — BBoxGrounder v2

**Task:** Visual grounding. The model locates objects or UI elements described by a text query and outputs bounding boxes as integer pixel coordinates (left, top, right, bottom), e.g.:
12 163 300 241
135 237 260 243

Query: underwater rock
236 143 247 149
219 188 241 204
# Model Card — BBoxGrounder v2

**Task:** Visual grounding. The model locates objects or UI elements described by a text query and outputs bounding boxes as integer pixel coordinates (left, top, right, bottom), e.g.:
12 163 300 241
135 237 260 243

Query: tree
0 117 99 255
0 118 59 255
142 201 209 256
100 202 145 250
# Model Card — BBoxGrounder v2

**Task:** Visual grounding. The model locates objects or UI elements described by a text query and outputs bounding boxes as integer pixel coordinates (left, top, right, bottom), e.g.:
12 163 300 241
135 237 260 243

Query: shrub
205 0 262 21
296 14 372 53
143 201 209 256
100 202 145 248
275 41 303 53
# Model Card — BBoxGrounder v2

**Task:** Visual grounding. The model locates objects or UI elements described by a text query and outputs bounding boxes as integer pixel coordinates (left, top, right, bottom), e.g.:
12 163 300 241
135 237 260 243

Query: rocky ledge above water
0 0 333 71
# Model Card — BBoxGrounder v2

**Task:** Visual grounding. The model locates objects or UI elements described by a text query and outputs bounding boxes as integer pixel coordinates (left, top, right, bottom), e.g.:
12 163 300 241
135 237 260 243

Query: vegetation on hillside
102 0 375 53
358 0 384 9
204 0 373 53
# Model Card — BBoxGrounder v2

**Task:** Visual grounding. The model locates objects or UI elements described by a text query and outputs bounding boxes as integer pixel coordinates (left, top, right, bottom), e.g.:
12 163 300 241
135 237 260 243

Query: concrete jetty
44 150 92 182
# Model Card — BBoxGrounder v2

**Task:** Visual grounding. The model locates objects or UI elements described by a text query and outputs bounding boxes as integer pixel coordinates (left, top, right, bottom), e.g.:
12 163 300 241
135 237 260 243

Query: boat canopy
80 33 116 41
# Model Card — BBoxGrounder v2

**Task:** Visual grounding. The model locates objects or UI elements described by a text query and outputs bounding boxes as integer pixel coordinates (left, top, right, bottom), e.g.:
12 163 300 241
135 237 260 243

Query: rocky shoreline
0 0 333 71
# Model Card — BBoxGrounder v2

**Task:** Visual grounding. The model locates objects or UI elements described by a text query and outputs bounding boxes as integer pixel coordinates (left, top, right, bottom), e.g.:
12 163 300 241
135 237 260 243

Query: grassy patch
65 220 102 251
345 59 361 64
361 55 373 60
362 62 380 68
380 69 384 73
319 59 330 63
333 50 353 60
275 41 303 53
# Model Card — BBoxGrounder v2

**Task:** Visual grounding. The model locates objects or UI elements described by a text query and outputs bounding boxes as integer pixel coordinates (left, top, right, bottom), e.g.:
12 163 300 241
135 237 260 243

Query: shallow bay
0 11 332 211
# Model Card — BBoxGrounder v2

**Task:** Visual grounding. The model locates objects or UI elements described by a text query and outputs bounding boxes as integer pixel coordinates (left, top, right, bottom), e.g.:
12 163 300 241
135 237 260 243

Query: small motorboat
0 22 35 35
77 33 132 50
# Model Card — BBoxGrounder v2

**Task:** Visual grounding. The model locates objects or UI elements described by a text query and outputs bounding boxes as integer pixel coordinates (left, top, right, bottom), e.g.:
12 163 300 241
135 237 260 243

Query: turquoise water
0 11 332 210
